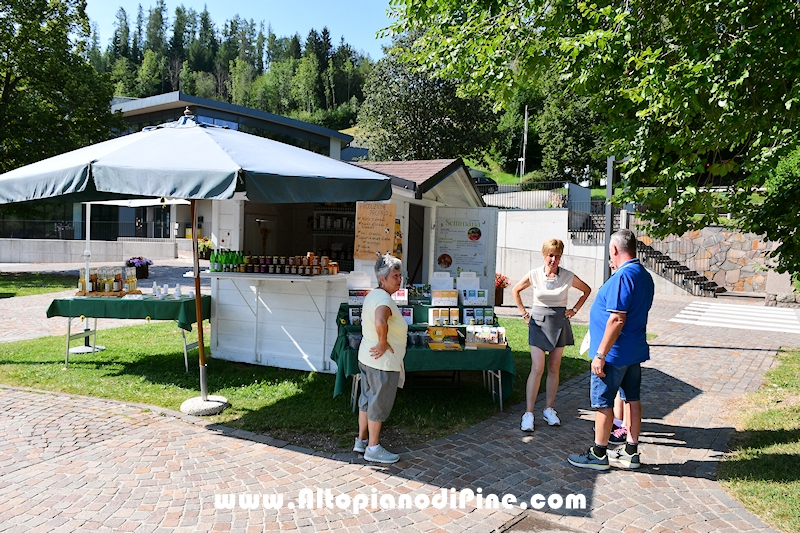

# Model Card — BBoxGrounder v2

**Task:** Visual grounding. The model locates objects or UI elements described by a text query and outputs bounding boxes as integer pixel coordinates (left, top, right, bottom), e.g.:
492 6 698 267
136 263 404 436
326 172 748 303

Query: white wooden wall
209 274 348 373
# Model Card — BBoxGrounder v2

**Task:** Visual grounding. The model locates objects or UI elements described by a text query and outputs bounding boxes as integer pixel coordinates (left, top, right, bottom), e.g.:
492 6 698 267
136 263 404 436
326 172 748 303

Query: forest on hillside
86 1 374 131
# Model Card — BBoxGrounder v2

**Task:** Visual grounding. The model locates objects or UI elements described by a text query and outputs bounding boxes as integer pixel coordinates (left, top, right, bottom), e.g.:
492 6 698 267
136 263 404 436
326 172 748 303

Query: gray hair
610 229 637 255
375 254 402 280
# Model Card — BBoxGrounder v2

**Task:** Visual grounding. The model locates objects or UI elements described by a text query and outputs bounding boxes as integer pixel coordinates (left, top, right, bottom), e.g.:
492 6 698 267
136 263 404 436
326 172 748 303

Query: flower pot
135 265 149 280
495 287 504 306
199 249 211 260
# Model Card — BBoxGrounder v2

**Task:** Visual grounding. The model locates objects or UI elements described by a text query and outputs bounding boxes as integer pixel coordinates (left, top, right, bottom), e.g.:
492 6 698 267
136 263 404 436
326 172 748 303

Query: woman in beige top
354 254 408 464
512 238 591 432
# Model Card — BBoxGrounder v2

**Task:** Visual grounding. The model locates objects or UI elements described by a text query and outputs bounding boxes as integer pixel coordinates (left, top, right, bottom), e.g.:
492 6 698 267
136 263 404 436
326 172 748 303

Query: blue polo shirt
589 259 654 366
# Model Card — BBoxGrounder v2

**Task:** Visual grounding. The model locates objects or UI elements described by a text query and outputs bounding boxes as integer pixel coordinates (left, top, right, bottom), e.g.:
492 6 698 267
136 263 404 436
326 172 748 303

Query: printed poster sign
433 208 497 292
434 214 488 275
354 202 396 260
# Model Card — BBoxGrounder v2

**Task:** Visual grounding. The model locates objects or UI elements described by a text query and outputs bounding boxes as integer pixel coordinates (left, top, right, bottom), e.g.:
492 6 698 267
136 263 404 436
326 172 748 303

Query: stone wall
638 227 778 293
765 293 800 308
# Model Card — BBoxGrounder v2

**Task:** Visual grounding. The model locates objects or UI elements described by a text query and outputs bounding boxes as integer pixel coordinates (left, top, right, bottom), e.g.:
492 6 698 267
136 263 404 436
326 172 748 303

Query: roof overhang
112 91 353 148
353 158 485 207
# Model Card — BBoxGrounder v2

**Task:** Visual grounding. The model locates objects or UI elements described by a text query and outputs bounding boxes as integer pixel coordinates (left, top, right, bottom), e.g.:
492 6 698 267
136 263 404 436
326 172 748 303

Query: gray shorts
358 362 400 423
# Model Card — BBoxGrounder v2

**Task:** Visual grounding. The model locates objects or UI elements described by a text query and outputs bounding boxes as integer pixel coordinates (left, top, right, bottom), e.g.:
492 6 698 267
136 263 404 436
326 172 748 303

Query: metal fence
481 181 569 210
567 200 621 244
0 220 171 240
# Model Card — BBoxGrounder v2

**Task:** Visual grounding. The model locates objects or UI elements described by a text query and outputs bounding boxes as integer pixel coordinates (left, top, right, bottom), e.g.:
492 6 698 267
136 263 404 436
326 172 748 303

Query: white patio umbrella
0 109 392 410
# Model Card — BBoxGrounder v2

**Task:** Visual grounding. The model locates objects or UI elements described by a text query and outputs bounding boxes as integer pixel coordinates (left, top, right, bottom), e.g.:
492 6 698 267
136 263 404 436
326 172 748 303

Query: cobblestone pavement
0 266 798 532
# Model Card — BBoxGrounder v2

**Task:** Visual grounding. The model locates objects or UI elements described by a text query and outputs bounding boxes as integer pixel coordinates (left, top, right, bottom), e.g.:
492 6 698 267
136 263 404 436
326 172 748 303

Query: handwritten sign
354 202 396 260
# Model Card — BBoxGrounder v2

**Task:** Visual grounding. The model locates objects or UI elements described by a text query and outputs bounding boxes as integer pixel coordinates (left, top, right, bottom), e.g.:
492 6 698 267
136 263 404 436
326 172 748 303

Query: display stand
330 303 514 411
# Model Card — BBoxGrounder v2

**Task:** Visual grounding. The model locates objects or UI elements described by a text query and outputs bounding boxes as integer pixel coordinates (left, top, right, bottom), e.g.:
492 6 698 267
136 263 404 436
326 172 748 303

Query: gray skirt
528 306 575 351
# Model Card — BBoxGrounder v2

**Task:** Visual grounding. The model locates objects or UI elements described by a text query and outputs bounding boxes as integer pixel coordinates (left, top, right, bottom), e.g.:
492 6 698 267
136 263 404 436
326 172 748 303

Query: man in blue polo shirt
568 229 654 470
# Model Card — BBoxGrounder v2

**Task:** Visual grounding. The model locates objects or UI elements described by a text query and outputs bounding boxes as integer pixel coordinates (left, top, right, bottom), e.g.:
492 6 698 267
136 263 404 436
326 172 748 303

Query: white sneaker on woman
542 407 561 426
364 444 399 464
521 412 534 432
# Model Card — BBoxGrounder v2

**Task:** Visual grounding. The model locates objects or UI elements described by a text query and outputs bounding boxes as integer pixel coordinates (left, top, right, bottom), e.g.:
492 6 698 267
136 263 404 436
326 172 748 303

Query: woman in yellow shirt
354 254 408 463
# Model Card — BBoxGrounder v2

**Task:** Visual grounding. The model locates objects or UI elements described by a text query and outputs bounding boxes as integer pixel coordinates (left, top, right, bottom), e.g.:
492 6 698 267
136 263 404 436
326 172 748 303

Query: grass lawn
0 272 76 298
717 348 800 533
0 317 590 452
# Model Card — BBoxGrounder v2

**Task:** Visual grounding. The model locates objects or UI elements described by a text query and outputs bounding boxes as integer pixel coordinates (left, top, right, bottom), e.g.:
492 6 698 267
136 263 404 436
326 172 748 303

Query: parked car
472 176 499 194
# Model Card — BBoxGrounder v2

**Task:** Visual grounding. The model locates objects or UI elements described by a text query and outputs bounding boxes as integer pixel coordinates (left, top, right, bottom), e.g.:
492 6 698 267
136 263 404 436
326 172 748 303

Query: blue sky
84 0 393 60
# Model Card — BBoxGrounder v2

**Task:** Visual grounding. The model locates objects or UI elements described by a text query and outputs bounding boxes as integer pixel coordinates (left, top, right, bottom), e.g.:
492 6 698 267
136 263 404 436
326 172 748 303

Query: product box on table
465 325 507 349
348 289 371 306
349 307 362 326
408 284 431 305
461 289 488 306
427 326 462 351
391 288 408 305
431 290 458 306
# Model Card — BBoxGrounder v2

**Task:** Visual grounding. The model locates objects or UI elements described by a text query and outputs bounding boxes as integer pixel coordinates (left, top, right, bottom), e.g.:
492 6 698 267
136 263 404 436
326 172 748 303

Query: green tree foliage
749 148 800 273
110 7 131 60
97 4 372 131
111 56 137 96
136 49 166 97
390 0 800 267
536 73 603 185
488 85 542 176
0 0 122 173
144 0 168 57
357 36 498 161
130 5 144 64
188 7 217 74
292 55 320 113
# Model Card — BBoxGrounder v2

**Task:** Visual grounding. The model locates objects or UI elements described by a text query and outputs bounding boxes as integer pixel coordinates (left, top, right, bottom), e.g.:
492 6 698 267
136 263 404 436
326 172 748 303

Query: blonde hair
542 238 564 256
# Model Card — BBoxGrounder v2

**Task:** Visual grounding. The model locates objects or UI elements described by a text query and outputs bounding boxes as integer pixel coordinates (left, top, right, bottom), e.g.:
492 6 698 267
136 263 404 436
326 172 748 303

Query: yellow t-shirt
527 267 575 308
358 288 408 371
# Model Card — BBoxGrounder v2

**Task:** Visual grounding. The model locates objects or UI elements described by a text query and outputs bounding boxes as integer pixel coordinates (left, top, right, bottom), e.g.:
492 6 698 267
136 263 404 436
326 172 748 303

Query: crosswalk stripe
684 303 797 317
675 310 800 325
669 318 800 334
670 300 800 334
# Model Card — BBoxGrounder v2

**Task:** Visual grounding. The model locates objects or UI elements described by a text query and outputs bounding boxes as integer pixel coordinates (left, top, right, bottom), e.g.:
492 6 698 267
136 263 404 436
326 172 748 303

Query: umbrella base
69 345 105 353
180 395 228 416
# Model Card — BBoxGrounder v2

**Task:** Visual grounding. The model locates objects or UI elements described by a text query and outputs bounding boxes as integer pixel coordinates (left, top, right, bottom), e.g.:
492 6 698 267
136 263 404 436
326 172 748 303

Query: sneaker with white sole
608 426 628 445
567 447 610 470
612 449 641 469
353 437 368 454
363 444 399 464
542 407 561 426
521 412 534 432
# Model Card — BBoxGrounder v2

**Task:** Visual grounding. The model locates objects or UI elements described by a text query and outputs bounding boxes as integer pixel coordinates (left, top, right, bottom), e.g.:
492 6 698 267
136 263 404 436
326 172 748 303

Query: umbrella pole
191 200 208 401
180 200 225 416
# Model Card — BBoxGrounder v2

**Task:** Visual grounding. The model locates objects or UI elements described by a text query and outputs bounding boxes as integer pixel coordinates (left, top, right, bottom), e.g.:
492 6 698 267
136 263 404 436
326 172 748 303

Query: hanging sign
354 202 396 260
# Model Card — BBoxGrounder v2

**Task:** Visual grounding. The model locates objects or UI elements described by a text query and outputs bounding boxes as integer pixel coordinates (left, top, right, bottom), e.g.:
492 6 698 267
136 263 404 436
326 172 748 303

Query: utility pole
519 105 529 182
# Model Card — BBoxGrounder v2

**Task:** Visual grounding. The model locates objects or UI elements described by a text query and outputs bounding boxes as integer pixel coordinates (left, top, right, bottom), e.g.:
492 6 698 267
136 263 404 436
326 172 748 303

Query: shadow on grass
718 428 800 483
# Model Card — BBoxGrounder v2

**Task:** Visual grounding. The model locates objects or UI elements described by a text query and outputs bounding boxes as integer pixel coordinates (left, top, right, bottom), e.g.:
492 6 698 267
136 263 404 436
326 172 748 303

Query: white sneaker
363 444 399 464
521 412 534 432
353 437 368 453
542 407 561 426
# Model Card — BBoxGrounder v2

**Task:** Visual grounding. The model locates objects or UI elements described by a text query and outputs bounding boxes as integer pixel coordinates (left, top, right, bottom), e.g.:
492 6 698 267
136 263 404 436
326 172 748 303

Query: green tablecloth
330 303 515 399
47 295 211 331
